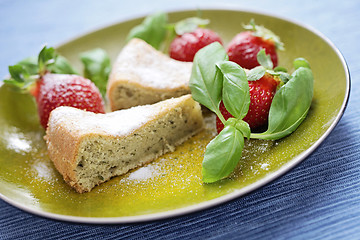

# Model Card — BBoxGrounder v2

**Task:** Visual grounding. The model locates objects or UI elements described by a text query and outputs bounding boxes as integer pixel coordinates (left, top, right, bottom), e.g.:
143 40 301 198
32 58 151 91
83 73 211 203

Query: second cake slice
107 38 192 111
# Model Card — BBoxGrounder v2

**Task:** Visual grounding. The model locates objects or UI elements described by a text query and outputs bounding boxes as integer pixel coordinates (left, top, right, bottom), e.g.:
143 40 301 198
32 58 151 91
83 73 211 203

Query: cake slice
45 95 203 193
107 38 192 111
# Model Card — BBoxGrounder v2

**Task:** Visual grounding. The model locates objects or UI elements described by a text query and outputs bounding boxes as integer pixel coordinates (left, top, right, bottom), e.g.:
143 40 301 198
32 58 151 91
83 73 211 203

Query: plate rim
0 6 351 224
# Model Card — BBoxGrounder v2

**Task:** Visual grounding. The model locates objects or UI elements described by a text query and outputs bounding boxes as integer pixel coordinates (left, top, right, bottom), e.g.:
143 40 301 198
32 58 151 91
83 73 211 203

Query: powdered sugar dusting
48 96 187 137
127 164 160 181
112 39 192 89
50 105 155 136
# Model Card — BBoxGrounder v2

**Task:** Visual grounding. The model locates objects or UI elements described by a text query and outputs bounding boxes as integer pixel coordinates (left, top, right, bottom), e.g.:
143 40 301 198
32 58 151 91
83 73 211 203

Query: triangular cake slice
107 38 192 111
45 95 203 193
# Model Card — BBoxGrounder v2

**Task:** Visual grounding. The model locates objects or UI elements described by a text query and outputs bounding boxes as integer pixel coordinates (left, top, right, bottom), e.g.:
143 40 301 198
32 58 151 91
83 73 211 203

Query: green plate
0 9 350 223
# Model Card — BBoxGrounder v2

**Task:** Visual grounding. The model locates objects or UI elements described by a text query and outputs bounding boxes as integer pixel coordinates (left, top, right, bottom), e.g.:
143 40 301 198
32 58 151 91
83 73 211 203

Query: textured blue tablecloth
1 0 359 239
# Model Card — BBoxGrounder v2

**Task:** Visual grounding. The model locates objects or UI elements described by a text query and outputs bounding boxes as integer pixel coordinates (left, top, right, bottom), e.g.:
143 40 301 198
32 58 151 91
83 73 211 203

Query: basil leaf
174 17 210 35
126 11 167 50
277 72 290 83
202 125 244 183
247 66 266 81
189 42 228 115
274 66 288 73
257 49 273 69
251 66 314 140
49 55 78 74
216 61 250 119
80 48 111 97
226 118 251 139
293 57 310 70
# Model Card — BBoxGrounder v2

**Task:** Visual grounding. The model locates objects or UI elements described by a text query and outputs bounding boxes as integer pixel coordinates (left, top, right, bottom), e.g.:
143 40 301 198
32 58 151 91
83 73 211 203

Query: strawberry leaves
4 64 36 91
5 45 109 97
5 46 78 91
189 43 314 183
247 50 290 85
38 46 57 75
244 19 284 51
173 17 210 35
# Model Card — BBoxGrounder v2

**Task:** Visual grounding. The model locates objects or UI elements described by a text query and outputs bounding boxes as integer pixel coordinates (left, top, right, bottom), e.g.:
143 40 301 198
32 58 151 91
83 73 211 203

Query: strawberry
216 73 280 133
5 46 105 129
226 20 284 69
34 73 105 128
170 28 223 62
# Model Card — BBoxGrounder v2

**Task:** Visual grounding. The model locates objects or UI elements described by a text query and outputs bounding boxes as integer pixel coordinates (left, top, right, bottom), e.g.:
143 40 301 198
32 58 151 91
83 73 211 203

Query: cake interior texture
109 80 190 111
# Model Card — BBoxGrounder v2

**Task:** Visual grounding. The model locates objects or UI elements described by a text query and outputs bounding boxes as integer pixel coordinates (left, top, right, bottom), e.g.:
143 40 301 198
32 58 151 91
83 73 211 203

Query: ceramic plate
0 8 350 223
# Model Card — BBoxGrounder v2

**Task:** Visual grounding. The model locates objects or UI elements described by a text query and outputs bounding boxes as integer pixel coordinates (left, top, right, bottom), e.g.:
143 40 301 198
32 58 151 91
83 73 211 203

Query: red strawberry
6 46 105 129
170 28 223 62
216 73 280 133
33 73 105 128
226 21 283 69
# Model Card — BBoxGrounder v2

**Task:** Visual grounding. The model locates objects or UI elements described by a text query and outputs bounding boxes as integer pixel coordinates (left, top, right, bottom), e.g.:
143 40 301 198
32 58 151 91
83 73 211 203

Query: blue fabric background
1 0 359 239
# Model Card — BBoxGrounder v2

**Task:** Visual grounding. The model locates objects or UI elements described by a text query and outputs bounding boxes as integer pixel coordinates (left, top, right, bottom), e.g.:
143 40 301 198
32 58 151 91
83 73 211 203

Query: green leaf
189 42 228 116
244 19 284 51
226 118 251 139
38 46 57 75
4 64 36 90
174 17 210 35
202 125 244 183
126 11 168 50
257 49 273 69
267 68 290 83
17 56 38 75
274 66 288 73
247 66 266 81
80 48 111 97
216 61 250 119
12 50 77 77
251 66 314 140
293 57 311 70
48 55 78 74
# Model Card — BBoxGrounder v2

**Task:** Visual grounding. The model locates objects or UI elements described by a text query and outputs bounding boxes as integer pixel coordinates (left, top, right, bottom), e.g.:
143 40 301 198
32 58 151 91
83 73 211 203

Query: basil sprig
189 43 314 183
190 43 251 182
126 11 168 50
80 48 111 97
